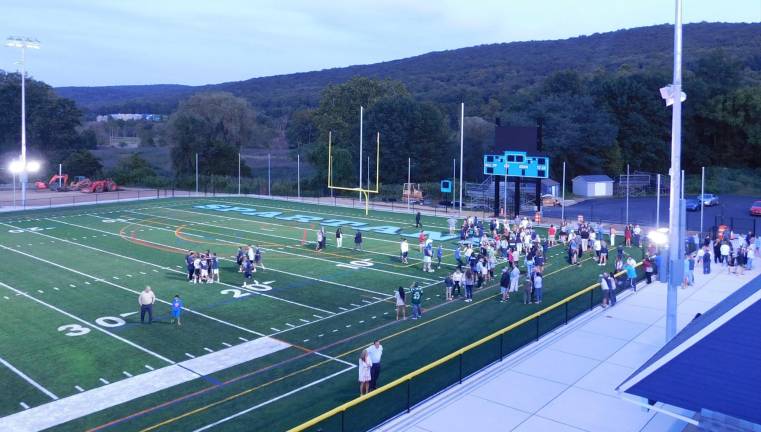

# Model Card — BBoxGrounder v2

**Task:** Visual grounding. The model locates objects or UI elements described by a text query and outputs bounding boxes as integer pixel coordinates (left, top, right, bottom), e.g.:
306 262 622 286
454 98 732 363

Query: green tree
62 150 102 178
108 154 158 185
166 92 256 176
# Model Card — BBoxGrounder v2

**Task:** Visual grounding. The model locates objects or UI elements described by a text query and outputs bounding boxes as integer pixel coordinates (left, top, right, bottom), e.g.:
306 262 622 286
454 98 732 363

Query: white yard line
0 238 267 338
74 214 391 297
0 356 59 400
0 281 174 365
4 218 331 318
157 206 459 268
0 337 291 432
192 364 355 432
126 209 439 282
46 217 355 310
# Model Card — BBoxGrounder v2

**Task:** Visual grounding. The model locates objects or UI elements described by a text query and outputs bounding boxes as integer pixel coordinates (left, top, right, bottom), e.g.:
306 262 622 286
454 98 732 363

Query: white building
572 175 614 197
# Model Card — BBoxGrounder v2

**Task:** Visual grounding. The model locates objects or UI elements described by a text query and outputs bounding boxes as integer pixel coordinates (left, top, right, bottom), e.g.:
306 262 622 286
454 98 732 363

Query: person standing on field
411 282 423 319
500 267 511 302
367 340 383 391
394 286 406 320
415 211 422 228
400 238 409 263
336 226 343 248
171 294 183 326
358 349 371 396
354 230 363 251
139 286 156 324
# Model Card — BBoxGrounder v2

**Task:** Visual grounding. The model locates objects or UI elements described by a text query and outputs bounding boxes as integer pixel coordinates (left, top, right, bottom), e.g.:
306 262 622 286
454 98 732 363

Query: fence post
499 333 504 360
458 354 463 384
565 302 568 325
406 379 411 413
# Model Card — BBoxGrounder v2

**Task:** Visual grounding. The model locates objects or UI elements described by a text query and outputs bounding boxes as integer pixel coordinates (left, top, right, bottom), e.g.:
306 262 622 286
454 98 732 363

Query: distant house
572 175 613 197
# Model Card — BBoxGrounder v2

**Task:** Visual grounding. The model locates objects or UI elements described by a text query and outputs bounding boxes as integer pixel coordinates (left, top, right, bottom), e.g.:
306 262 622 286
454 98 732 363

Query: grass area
0 196 642 431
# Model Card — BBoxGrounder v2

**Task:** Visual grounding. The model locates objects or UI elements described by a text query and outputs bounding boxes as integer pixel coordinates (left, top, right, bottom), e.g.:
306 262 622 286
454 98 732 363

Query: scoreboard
483 151 549 179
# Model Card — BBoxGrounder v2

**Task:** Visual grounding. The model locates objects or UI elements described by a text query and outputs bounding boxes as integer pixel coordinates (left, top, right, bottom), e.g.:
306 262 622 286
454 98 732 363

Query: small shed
572 175 613 197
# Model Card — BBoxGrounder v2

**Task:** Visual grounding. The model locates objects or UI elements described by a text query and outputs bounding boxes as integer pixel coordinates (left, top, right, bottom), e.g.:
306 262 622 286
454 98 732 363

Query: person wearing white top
600 273 610 307
394 287 406 320
138 286 156 324
720 242 731 267
400 239 409 263
452 269 463 297
358 350 372 395
367 340 383 390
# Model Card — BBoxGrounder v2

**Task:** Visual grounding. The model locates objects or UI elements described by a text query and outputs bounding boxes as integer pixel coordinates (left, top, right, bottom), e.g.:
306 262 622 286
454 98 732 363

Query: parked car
750 200 761 217
685 198 701 211
697 193 720 206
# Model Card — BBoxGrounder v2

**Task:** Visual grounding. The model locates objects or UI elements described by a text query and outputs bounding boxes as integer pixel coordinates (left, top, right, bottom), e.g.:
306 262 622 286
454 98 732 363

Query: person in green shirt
410 282 423 320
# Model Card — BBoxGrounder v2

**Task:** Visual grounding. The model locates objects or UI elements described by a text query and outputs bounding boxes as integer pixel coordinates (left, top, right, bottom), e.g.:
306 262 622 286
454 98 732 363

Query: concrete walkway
378 260 759 432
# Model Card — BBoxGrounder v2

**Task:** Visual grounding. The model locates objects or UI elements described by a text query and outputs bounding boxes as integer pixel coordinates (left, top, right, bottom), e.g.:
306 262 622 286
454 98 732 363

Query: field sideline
0 196 641 431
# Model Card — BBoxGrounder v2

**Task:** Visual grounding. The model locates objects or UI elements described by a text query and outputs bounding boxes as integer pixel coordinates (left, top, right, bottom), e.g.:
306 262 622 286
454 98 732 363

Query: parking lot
541 194 760 234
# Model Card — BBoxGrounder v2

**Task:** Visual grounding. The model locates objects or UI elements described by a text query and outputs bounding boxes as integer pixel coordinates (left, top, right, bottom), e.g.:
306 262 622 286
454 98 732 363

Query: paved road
540 195 760 234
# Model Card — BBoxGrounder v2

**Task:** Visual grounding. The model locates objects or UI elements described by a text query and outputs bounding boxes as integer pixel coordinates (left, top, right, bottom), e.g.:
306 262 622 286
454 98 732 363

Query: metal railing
288 264 643 432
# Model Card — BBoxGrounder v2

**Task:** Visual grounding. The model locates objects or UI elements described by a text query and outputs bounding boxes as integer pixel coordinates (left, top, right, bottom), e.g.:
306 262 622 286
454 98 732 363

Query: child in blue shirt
171 295 183 326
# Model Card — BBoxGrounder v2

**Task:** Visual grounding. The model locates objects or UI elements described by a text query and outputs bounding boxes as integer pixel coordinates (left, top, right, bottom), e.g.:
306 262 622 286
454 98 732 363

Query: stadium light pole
268 153 271 197
407 157 411 211
656 174 661 229
237 152 241 195
6 36 41 208
452 158 456 207
625 164 630 226
297 153 301 199
700 166 705 236
561 161 566 221
359 106 363 203
195 153 199 195
663 0 685 342
459 102 464 215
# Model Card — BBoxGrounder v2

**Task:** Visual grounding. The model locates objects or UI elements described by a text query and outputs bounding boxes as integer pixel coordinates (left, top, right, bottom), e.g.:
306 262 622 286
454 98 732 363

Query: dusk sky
1 0 759 87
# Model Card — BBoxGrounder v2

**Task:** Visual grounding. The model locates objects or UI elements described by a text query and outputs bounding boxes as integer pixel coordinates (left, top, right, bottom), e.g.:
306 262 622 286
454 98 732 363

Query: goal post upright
327 130 380 215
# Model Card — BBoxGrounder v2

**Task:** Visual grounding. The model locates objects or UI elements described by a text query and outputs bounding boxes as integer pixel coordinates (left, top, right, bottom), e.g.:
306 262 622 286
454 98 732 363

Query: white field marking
0 281 174 365
19 402 29 410
144 365 154 371
299 318 310 323
0 240 267 339
338 307 348 311
112 276 120 280
313 314 324 319
303 339 309 342
42 218 337 315
350 303 361 307
68 284 76 288
359 320 365 324
126 274 133 278
99 378 110 385
0 337 291 432
52 287 59 291
37 290 44 294
285 323 295 328
192 364 355 432
156 207 459 268
122 371 132 378
345 324 351 328
238 336 248 342
372 316 376 319
362 299 371 303
270 327 280 332
74 385 84 392
0 356 59 400
119 311 138 318
3 296 8 300
207 197 454 231
84 281 90 285
309 351 354 367
203 347 214 353
222 342 232 347
139 271 147 274
184 353 195 359
318 334 324 337
124 210 439 282
372 296 383 301
332 329 338 332
81 218 389 299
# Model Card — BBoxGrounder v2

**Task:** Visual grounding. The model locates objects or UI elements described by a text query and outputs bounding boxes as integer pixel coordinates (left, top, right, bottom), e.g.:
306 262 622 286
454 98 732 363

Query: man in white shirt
400 239 409 263
367 340 383 390
138 286 156 324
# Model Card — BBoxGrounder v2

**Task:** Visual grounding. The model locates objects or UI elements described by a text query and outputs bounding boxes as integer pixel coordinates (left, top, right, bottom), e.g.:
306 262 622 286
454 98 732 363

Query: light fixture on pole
6 36 41 208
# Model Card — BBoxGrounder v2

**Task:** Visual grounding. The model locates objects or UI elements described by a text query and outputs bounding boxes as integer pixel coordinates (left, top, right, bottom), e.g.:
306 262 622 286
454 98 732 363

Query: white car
697 193 720 206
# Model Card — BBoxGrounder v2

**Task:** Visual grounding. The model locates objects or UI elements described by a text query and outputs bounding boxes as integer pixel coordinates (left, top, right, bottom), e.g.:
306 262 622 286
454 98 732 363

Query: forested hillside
56 22 761 119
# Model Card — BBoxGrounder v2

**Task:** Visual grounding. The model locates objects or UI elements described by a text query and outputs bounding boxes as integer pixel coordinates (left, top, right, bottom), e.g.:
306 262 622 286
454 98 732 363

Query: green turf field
0 196 642 431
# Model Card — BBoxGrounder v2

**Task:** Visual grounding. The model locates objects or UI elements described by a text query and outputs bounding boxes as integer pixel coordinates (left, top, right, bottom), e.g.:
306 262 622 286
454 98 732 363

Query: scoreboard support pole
492 176 542 218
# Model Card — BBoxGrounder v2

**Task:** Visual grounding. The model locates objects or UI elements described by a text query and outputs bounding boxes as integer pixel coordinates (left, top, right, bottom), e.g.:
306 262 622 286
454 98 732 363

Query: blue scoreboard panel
483 151 549 178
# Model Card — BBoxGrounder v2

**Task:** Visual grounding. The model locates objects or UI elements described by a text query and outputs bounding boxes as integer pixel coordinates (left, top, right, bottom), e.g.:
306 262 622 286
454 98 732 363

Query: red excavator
35 174 80 192
79 179 118 193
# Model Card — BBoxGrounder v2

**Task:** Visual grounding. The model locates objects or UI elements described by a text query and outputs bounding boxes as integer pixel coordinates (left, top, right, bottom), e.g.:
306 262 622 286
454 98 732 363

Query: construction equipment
35 174 69 191
402 183 424 204
80 179 118 193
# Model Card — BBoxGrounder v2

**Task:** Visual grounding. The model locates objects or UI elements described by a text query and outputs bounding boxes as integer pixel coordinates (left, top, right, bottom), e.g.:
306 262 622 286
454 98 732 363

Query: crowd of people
184 250 221 284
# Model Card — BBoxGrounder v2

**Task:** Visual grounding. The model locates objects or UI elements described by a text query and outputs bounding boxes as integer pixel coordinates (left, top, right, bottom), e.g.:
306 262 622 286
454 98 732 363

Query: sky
1 0 759 87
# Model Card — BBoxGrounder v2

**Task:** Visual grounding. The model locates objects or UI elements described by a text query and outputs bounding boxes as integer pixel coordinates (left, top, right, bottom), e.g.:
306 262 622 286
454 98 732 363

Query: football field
0 196 641 431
